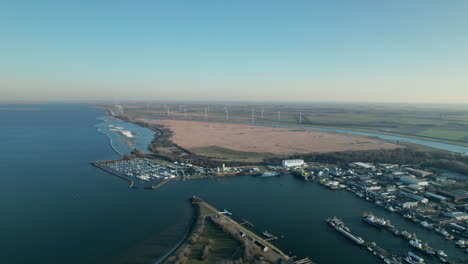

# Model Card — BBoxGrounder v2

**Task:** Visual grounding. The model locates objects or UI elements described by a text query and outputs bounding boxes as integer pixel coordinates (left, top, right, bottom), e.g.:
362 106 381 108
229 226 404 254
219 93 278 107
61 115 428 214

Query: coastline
153 198 198 264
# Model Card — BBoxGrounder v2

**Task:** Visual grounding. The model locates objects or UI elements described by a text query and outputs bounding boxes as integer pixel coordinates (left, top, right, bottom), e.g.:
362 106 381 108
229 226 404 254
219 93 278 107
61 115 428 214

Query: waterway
1 104 466 264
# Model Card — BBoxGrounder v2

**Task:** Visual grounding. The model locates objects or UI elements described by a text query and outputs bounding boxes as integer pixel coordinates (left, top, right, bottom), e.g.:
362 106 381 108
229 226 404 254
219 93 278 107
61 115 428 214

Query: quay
161 196 315 264
327 217 401 264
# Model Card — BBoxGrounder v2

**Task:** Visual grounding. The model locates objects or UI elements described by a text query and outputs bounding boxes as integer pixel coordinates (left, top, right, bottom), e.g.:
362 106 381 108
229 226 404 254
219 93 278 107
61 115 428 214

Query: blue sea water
0 104 190 264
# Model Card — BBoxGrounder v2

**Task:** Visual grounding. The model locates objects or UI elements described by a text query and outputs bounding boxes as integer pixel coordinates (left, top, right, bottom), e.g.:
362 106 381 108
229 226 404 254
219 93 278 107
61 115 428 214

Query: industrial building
399 176 429 186
444 211 468 221
401 192 429 204
282 159 305 168
424 192 448 203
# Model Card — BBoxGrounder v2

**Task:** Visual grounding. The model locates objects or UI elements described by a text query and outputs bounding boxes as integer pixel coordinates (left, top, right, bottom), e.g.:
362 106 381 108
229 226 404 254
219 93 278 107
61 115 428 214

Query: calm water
1 104 466 264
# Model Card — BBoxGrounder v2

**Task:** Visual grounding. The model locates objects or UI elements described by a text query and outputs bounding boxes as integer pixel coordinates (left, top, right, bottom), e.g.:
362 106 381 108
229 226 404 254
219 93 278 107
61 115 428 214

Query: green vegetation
163 200 243 264
191 146 276 163
417 128 468 141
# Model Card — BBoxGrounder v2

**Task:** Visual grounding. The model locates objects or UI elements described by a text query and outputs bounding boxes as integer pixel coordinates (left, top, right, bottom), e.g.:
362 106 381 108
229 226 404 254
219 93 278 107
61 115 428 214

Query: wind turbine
225 106 229 121
251 108 255 125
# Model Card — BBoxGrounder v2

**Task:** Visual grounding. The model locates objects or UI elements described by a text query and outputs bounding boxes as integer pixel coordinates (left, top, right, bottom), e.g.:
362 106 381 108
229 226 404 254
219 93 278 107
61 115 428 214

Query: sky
1 0 468 103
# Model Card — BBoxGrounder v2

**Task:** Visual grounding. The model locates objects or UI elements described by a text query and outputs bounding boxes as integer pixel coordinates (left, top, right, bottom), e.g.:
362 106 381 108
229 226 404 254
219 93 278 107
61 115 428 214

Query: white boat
403 252 424 264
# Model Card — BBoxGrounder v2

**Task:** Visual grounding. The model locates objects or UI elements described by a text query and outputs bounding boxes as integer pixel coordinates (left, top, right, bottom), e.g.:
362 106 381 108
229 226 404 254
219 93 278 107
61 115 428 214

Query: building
440 189 468 203
399 176 429 186
282 159 304 167
424 192 448 203
444 211 468 221
401 200 419 208
401 192 429 203
405 168 433 177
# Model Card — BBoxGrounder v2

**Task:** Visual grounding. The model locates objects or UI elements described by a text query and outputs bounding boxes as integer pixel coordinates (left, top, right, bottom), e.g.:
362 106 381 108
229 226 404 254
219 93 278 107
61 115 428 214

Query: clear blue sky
1 0 468 103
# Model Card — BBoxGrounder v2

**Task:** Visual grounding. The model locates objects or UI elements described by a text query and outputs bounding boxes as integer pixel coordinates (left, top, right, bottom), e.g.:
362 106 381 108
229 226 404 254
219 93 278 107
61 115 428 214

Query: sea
0 104 466 264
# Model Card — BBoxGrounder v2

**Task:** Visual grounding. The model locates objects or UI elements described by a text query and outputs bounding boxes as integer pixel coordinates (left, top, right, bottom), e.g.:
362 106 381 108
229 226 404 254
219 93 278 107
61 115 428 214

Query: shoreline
153 199 197 264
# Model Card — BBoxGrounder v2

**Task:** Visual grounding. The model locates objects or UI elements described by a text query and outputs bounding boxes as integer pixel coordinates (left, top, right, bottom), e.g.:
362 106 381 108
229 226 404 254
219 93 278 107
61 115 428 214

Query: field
96 102 468 146
158 120 401 160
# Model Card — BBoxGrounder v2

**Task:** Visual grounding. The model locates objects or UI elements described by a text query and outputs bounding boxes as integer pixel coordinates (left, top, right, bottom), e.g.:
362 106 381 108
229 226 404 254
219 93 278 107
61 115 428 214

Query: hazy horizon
2 1 468 103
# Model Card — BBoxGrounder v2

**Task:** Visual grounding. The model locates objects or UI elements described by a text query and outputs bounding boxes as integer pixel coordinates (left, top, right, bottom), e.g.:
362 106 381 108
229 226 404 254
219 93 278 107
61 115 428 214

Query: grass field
191 146 275 163
417 129 468 141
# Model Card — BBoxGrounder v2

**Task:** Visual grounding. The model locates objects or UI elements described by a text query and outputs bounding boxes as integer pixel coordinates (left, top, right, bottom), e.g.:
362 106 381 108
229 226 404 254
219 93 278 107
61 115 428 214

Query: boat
435 227 450 237
334 226 365 245
326 217 350 232
436 250 447 258
401 231 413 240
403 252 425 264
419 221 433 230
262 231 276 239
404 213 413 220
386 205 396 212
438 257 449 263
261 171 280 177
362 212 394 229
455 239 467 248
409 240 435 256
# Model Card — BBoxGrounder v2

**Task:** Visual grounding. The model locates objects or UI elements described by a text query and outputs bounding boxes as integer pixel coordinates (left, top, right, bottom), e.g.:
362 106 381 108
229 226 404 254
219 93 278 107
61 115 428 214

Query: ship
435 227 454 240
409 239 435 256
455 239 467 248
401 231 414 240
261 171 280 177
362 212 394 229
326 217 350 232
419 221 433 230
436 250 447 258
403 252 425 264
334 226 365 245
262 231 277 239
